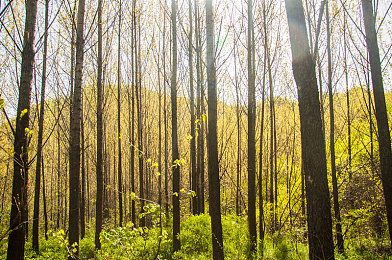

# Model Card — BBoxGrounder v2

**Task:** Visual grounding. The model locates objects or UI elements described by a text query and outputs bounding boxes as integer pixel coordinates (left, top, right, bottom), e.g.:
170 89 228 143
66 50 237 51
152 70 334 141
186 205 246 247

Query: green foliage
175 214 249 259
98 224 171 260
24 230 68 259
1 215 391 259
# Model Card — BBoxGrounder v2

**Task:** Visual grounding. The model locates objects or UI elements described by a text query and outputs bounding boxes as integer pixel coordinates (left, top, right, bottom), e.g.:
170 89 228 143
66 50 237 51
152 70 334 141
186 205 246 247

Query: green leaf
0 97 4 109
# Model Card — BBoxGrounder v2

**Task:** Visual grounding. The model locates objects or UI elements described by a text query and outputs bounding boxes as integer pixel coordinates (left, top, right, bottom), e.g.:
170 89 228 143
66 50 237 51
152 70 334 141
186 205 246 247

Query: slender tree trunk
134 0 145 227
285 1 334 259
57 89 61 229
268 44 275 234
117 0 123 227
362 0 392 246
195 0 205 214
206 0 224 258
32 0 49 253
171 0 181 252
7 0 39 259
326 2 344 252
258 21 267 240
189 0 197 215
68 0 86 257
273 107 278 231
80 95 86 239
95 0 104 249
158 35 163 210
247 0 257 251
343 10 351 179
163 0 169 217
42 158 48 240
129 0 136 225
234 40 241 217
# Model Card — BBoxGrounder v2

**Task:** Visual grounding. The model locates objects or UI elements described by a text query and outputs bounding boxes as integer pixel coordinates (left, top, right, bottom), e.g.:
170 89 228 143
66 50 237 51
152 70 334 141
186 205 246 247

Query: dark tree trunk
68 0 86 257
195 0 205 214
80 96 86 239
361 0 392 246
206 0 224 258
163 0 169 217
247 0 257 252
117 0 123 227
258 7 267 238
171 0 181 252
95 0 104 250
32 0 49 253
57 90 61 230
189 0 197 216
285 0 334 259
158 36 162 210
343 11 351 179
234 41 241 217
129 0 136 225
134 1 145 228
7 0 39 259
268 42 275 234
326 2 344 252
42 158 48 240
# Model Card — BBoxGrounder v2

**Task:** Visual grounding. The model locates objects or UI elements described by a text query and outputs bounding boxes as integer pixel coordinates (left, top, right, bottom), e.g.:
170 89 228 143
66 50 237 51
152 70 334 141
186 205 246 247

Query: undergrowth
1 213 391 259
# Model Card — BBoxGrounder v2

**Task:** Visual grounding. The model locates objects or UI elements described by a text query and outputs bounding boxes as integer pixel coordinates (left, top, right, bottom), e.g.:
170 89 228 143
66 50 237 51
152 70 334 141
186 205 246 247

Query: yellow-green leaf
20 109 28 119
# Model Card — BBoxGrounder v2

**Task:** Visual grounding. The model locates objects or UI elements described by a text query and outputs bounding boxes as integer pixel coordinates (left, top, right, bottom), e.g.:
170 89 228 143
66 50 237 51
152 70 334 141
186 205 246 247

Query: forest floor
1 214 392 259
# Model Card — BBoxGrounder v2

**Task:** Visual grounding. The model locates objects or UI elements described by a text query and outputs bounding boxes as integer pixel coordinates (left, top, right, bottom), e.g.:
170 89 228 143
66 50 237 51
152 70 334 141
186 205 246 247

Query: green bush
176 214 249 259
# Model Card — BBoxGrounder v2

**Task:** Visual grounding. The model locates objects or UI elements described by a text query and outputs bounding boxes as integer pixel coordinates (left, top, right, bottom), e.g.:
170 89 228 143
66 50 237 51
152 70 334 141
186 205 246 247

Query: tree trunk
361 0 392 246
163 8 169 218
326 2 344 252
117 0 123 227
7 0 39 259
285 0 334 259
195 0 205 214
258 14 267 239
134 1 145 228
343 10 351 179
171 0 181 252
247 0 257 251
206 0 224 258
68 0 86 257
95 0 104 249
80 95 86 239
234 39 241 217
32 0 49 253
42 158 48 240
189 0 197 216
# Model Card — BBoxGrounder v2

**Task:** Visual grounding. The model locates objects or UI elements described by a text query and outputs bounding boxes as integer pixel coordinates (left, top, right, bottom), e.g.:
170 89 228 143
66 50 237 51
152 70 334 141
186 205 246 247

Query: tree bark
80 95 86 239
189 0 197 216
95 0 104 250
32 0 49 253
195 0 205 214
7 0 39 259
68 0 86 257
361 0 392 246
247 0 257 251
326 2 344 252
117 0 123 227
206 0 224 258
171 0 181 252
285 0 334 259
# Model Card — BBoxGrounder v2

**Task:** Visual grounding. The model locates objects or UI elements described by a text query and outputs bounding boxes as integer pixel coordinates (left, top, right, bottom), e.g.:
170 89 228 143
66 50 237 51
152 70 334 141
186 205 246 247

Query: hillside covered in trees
0 0 392 259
